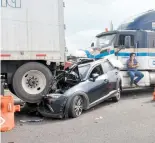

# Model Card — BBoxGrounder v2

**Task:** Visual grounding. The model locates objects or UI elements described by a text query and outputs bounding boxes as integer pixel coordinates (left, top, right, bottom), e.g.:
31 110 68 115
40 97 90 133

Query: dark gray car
37 59 122 118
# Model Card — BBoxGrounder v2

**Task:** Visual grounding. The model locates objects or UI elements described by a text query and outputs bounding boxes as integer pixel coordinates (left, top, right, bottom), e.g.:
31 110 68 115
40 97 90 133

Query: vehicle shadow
121 88 153 100
82 99 114 115
143 100 154 104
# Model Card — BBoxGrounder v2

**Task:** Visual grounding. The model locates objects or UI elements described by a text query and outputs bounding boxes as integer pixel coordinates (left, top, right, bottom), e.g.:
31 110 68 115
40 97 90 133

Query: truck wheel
13 62 53 103
8 84 15 95
1 83 4 95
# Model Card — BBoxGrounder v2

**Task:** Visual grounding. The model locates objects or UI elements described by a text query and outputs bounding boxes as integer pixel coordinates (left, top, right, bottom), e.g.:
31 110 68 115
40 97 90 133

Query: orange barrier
153 88 155 101
0 95 20 132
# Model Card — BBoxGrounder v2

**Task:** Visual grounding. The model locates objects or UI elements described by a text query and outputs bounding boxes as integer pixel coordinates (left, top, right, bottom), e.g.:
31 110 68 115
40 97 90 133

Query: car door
102 60 118 92
85 64 109 103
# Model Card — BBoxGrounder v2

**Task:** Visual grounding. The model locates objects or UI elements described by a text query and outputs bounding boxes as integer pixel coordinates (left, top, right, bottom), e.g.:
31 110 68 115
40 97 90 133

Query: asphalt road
1 88 155 143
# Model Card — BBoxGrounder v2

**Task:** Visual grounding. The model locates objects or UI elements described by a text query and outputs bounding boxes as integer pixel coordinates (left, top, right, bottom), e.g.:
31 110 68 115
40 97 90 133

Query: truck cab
96 30 155 88
94 10 155 89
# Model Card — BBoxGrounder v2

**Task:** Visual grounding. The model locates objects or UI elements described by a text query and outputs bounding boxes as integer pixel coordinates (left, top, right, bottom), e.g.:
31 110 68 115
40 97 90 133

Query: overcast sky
64 0 155 55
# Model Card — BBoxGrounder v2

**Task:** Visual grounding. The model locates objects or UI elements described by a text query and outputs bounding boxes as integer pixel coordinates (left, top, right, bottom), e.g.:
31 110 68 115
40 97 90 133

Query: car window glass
90 65 103 78
102 61 113 73
78 64 90 79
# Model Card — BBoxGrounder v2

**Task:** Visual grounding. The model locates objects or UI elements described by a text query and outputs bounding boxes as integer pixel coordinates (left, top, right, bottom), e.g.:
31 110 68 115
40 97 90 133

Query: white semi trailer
1 0 66 103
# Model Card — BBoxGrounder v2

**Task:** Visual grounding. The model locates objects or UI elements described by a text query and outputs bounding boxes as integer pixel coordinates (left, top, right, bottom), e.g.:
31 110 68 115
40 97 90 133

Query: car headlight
52 95 61 99
47 94 62 99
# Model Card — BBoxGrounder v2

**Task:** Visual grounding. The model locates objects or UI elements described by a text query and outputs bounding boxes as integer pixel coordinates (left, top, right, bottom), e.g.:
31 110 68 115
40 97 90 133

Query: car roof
78 58 107 68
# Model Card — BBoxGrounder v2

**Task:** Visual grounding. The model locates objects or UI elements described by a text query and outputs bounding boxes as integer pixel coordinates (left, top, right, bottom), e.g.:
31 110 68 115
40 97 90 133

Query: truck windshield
96 34 116 48
78 64 90 80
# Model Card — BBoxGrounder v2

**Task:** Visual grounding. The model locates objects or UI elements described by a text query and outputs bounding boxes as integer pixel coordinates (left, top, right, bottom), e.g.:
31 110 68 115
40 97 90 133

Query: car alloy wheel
69 95 84 118
112 87 121 102
74 96 83 117
116 87 121 100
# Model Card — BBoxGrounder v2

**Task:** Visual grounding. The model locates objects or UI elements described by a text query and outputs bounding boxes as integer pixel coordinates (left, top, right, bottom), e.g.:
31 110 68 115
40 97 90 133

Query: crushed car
36 58 123 118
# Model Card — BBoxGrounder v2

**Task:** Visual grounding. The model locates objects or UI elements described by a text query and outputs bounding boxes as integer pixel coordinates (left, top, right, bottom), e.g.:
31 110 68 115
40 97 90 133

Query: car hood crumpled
63 83 83 97
108 58 124 69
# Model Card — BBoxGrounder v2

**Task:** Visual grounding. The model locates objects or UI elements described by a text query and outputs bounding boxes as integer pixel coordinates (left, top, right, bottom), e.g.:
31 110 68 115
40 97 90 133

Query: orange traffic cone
153 88 155 101
0 95 20 132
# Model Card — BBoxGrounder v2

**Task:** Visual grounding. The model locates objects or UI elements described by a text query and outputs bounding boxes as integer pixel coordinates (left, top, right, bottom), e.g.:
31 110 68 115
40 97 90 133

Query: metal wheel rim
22 70 46 95
116 88 121 100
74 97 83 116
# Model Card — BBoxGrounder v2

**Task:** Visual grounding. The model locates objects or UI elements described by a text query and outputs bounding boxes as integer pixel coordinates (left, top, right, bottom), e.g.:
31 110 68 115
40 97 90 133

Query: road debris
19 123 23 126
95 116 103 120
20 118 44 123
94 121 98 123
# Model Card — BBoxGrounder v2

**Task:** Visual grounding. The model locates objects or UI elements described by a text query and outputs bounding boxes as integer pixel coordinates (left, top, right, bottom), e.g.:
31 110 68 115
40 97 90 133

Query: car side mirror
124 36 131 48
90 73 99 82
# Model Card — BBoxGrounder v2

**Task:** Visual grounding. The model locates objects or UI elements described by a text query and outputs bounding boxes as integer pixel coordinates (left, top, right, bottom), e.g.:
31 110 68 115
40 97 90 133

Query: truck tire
8 84 15 95
13 62 53 103
1 83 4 95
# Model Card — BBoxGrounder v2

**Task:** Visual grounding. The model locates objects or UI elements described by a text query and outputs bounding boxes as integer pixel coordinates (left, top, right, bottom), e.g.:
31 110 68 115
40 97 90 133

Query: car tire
13 62 53 103
112 86 121 102
69 95 83 118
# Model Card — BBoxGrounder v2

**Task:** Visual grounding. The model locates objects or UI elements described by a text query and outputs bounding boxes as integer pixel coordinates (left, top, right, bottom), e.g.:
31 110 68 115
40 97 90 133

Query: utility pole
110 21 113 31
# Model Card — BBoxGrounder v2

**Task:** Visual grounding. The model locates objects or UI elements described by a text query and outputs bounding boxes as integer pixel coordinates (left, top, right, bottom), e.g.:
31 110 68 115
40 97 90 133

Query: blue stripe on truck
95 50 115 59
84 50 155 59
85 50 113 59
117 52 155 56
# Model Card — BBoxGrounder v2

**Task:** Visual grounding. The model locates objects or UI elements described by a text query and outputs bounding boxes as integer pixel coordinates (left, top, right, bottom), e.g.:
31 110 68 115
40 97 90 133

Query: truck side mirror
91 42 94 47
124 36 131 48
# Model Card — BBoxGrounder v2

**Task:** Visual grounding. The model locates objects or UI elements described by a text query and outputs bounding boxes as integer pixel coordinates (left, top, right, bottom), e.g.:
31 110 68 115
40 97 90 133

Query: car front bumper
37 95 69 119
37 108 65 119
